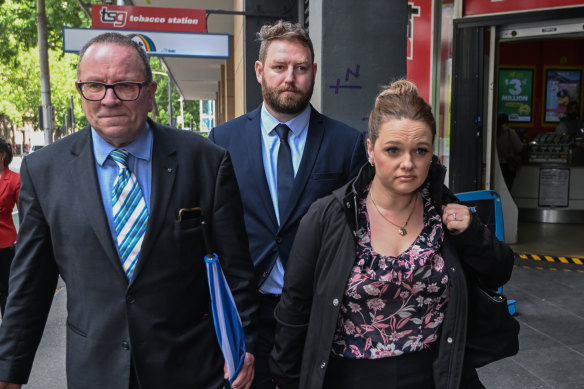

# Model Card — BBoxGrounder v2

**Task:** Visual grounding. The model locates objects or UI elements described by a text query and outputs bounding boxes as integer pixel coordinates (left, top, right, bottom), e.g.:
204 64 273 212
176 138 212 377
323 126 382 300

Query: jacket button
121 341 130 350
275 236 283 244
332 298 339 307
447 337 453 343
262 272 269 278
346 202 351 208
320 362 326 369
126 295 135 304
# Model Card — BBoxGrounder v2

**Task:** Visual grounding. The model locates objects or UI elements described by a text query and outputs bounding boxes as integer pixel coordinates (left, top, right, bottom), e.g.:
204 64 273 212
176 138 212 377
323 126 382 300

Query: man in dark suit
209 20 367 389
0 33 258 389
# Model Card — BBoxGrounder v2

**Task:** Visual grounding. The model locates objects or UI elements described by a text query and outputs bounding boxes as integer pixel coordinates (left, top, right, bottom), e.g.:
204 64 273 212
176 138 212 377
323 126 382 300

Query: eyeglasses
77 81 150 101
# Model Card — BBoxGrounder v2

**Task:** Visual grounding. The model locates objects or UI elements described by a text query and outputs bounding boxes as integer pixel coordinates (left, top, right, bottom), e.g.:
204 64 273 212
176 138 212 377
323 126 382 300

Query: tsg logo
100 7 127 28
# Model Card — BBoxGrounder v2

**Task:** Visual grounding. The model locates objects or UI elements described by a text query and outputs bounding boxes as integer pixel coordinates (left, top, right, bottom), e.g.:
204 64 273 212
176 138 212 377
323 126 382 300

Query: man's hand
0 382 21 389
224 352 255 389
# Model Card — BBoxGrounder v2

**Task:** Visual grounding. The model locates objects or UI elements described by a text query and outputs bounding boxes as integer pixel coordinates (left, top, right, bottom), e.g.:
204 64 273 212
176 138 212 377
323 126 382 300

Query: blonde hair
368 79 436 145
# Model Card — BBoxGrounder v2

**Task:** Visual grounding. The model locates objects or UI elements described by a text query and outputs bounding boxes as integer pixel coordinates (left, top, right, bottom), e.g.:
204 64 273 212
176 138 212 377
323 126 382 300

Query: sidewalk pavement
478 260 584 388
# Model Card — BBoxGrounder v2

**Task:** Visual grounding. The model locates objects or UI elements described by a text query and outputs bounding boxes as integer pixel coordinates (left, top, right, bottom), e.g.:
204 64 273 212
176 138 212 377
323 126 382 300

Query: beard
262 78 314 116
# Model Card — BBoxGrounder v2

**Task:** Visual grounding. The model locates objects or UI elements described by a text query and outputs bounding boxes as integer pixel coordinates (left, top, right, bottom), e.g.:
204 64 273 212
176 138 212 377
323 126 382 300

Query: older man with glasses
0 32 258 389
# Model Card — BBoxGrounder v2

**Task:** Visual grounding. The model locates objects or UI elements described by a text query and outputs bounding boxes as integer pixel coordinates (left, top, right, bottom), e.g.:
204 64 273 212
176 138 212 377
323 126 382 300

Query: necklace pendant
398 227 407 236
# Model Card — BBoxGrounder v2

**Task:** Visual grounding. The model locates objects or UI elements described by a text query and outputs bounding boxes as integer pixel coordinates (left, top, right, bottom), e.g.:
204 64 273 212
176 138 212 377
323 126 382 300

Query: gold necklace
369 190 417 236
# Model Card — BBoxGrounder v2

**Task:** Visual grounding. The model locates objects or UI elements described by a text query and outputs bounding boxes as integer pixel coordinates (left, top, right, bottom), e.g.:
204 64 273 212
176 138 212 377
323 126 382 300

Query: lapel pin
167 168 173 173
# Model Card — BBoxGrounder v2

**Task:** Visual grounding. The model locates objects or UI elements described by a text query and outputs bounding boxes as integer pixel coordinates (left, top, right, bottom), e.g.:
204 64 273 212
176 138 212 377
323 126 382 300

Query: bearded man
209 20 367 389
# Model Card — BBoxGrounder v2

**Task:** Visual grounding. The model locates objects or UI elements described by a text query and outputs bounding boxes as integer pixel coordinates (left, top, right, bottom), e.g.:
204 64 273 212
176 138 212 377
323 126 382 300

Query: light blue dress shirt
259 103 310 294
92 125 153 250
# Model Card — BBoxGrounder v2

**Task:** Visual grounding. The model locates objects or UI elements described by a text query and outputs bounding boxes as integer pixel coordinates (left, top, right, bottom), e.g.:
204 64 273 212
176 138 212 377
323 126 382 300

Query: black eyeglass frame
76 81 150 101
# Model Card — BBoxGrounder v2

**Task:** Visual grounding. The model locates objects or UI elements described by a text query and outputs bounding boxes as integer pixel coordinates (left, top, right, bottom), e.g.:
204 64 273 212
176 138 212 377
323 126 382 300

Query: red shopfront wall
465 0 584 16
407 0 433 103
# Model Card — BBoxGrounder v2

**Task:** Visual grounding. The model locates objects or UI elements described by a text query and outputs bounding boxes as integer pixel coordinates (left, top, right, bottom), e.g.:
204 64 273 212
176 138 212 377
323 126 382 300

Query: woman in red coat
0 137 19 316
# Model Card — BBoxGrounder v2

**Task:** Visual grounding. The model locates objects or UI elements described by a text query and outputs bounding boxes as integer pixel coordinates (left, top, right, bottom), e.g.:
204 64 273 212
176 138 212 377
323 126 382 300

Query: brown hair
368 79 436 146
77 32 152 84
257 20 314 64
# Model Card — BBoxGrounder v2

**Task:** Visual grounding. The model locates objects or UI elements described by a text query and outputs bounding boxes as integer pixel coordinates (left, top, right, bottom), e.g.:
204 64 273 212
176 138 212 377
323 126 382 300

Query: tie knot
111 149 130 169
275 124 290 142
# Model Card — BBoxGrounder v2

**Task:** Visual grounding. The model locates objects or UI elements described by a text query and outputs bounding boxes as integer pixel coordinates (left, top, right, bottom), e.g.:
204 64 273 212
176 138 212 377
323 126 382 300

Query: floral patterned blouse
331 184 450 359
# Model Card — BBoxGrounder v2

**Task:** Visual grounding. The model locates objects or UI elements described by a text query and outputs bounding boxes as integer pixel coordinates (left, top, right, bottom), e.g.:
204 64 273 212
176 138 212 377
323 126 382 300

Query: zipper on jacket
353 194 358 232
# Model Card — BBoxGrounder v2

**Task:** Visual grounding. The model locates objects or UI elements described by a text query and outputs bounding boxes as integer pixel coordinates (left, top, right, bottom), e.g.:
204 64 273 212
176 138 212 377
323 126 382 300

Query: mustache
277 84 301 94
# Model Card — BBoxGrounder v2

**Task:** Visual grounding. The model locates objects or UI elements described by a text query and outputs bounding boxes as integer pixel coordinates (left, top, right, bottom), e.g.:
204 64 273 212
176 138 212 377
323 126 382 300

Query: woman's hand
442 204 471 234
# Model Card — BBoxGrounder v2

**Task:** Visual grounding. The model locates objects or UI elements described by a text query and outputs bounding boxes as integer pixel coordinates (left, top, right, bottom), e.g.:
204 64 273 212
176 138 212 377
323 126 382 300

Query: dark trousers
324 348 437 389
250 294 280 389
0 246 14 317
130 361 226 389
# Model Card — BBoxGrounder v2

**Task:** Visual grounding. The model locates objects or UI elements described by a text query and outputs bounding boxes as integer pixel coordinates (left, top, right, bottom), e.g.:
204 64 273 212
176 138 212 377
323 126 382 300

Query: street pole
70 96 75 133
179 96 184 129
167 79 173 126
37 0 53 145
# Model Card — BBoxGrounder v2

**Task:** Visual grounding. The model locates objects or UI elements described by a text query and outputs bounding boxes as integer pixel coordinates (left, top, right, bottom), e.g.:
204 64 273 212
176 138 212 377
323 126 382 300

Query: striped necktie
111 149 148 279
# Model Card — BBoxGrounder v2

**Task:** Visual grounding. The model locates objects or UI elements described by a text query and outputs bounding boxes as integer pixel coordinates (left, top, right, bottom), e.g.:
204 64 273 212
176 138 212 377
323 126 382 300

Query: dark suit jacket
0 120 259 389
209 105 367 286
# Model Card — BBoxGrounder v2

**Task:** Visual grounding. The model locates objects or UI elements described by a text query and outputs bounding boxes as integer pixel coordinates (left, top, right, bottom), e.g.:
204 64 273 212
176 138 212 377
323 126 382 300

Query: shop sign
91 4 206 33
498 68 533 123
63 28 229 59
464 0 584 16
539 168 569 207
407 0 433 102
544 68 582 123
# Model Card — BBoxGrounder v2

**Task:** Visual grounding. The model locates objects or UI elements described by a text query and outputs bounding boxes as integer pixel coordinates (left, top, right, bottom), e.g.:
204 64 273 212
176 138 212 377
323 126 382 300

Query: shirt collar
92 123 153 166
260 103 311 137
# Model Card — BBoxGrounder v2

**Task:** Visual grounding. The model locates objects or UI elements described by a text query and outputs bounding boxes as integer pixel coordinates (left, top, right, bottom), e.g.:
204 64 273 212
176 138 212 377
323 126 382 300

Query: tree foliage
0 47 84 130
0 0 202 145
0 0 89 68
0 0 89 143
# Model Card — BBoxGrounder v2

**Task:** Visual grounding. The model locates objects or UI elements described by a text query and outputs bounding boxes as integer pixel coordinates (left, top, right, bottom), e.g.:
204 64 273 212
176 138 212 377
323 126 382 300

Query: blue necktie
275 124 294 222
111 149 148 279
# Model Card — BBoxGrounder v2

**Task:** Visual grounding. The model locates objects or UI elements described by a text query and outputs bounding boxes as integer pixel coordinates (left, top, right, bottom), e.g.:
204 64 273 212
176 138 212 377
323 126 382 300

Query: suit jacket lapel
246 108 278 229
279 107 324 228
69 128 126 279
130 120 177 282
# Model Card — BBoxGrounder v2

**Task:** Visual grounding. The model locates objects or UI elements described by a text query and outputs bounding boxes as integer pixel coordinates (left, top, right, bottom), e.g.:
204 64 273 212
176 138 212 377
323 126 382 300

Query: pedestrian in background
0 33 258 389
210 20 367 388
270 80 514 389
496 113 524 189
0 137 19 316
555 101 584 136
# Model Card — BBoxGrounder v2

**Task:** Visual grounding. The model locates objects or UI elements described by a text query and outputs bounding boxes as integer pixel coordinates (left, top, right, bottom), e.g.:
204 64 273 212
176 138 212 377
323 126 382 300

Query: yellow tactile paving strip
516 252 584 265
515 252 584 272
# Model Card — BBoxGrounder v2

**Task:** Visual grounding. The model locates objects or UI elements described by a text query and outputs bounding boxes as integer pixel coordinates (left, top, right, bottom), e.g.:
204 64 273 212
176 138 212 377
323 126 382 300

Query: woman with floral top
269 80 514 389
